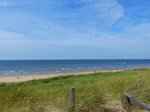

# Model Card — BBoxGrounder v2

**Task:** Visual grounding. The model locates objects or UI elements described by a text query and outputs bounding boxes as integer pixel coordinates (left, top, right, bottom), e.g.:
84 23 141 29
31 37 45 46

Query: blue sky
0 0 150 59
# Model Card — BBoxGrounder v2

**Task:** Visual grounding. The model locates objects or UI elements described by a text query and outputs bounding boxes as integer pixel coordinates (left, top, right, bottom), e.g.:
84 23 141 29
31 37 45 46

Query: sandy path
0 70 123 83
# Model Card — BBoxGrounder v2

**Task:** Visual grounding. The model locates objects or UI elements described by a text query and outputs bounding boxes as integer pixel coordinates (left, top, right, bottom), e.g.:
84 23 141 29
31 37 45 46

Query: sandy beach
0 70 123 83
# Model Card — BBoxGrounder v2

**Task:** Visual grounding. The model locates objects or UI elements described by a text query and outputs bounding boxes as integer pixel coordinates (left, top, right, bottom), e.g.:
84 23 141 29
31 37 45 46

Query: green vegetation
0 69 150 112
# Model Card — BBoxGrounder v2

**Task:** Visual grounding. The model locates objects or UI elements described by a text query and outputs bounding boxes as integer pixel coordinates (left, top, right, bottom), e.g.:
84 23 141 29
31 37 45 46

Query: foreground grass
0 69 150 112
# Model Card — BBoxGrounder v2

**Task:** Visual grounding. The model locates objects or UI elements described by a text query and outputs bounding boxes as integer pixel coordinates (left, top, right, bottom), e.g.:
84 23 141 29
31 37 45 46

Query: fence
122 92 150 112
122 79 150 112
69 80 150 112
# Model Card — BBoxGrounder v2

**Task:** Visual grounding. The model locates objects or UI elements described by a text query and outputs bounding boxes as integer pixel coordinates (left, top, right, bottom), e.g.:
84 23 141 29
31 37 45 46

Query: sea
0 59 150 75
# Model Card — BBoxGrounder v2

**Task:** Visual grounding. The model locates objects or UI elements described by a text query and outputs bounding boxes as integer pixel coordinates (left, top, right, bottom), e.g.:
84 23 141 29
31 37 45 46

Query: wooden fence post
69 86 75 112
122 94 132 112
136 79 141 93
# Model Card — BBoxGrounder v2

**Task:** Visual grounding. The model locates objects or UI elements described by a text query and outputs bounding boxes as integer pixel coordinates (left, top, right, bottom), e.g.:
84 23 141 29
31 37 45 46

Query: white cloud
128 23 150 35
0 0 124 25
0 0 149 49
95 0 124 24
0 28 125 48
0 29 25 40
0 29 43 46
0 20 145 49
79 0 124 25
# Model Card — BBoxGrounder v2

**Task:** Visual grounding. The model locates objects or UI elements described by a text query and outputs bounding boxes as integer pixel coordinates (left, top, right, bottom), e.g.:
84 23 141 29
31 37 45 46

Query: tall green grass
0 69 150 112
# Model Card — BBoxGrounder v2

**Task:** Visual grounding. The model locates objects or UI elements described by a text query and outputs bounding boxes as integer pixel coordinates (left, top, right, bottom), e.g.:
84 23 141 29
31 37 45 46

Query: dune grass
0 69 150 112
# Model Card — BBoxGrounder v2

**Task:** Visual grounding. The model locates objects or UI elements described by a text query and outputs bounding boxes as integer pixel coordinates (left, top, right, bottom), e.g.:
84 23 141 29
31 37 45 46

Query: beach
0 70 122 83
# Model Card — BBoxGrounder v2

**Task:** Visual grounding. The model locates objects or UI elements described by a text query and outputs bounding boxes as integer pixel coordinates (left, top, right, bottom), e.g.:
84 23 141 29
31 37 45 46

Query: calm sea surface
0 60 150 75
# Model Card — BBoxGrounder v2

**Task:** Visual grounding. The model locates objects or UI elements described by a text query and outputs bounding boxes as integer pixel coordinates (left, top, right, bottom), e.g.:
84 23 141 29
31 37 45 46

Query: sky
0 0 150 59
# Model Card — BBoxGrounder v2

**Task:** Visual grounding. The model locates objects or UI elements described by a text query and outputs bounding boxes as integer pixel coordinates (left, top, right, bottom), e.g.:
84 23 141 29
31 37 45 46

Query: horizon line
0 59 150 61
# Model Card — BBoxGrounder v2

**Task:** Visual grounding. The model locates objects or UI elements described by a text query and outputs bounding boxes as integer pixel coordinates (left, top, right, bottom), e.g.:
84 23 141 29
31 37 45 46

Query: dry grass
0 69 150 112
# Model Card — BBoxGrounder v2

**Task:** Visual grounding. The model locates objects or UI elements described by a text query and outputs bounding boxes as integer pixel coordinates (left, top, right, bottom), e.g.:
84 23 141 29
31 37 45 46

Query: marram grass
0 69 150 112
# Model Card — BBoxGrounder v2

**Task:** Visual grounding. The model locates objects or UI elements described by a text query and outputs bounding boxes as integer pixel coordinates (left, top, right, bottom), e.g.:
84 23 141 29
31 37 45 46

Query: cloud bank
0 0 150 59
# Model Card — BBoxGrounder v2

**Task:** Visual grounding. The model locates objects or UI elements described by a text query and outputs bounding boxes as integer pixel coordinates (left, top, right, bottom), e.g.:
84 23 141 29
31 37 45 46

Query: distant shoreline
0 67 150 83
0 69 123 83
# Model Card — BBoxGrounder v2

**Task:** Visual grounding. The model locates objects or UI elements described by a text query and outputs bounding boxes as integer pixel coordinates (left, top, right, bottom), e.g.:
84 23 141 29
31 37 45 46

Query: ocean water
0 60 150 75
